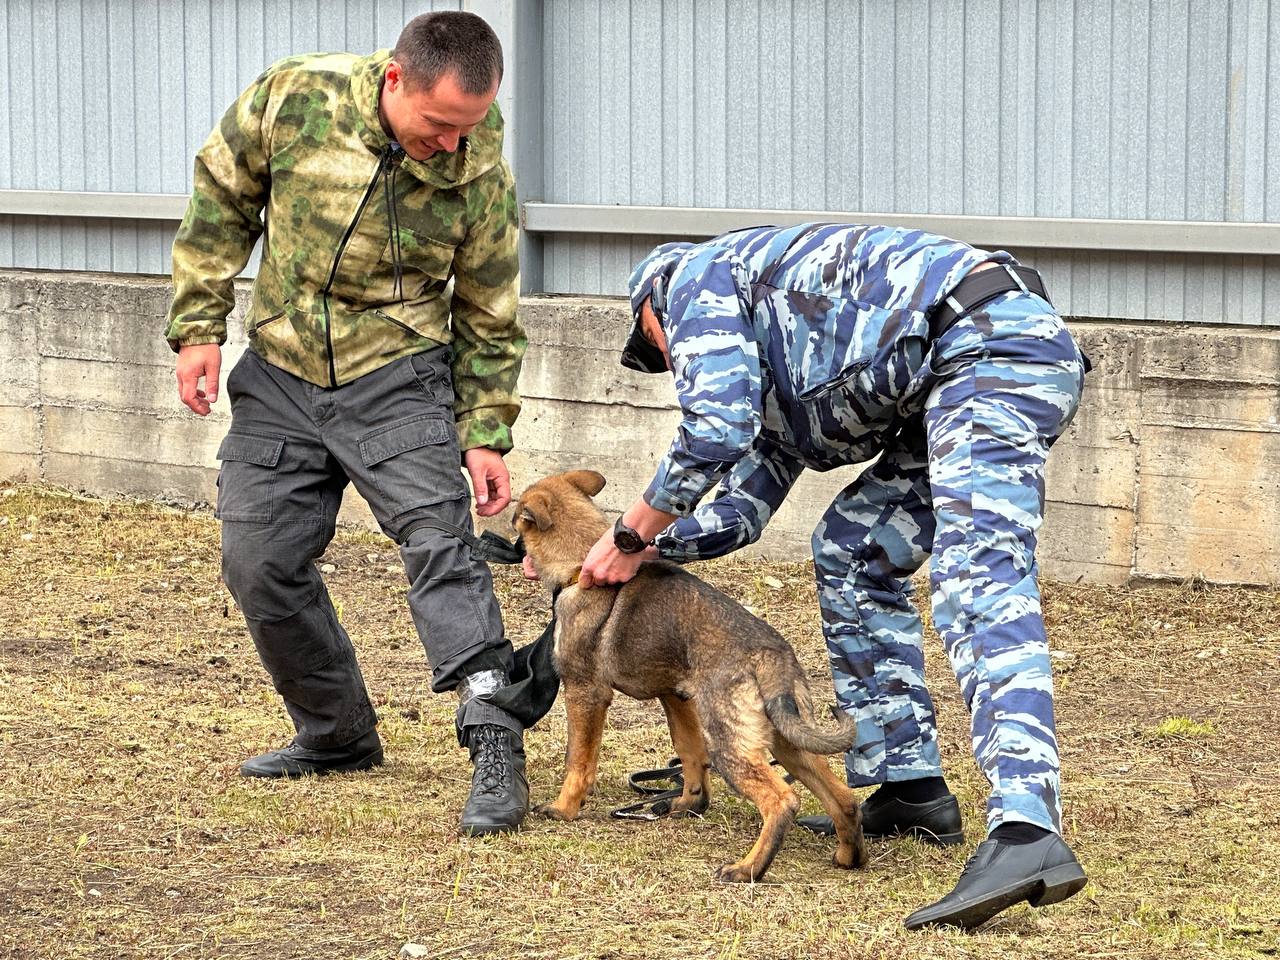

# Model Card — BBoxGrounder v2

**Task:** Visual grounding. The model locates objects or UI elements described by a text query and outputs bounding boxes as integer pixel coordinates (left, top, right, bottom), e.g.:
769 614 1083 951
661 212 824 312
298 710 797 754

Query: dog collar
550 567 582 606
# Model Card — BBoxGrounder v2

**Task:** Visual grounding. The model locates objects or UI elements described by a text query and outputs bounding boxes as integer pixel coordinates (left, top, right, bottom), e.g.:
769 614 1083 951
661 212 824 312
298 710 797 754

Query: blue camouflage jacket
643 222 1013 561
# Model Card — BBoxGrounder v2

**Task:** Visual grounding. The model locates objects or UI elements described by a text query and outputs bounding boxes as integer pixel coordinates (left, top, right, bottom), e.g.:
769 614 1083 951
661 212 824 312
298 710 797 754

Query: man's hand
578 530 648 589
464 447 511 517
175 344 223 416
579 498 676 589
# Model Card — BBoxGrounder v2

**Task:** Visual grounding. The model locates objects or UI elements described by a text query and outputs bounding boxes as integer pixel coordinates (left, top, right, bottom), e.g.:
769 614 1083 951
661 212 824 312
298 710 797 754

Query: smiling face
378 61 497 161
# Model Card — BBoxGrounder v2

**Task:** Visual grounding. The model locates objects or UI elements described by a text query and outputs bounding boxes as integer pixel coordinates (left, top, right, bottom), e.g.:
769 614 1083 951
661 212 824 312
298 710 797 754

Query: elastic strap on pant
397 517 525 564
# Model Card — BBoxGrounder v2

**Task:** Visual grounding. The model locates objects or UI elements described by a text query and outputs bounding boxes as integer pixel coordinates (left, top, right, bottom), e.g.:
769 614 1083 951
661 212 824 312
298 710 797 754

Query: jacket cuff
456 415 514 453
168 334 225 353
652 530 693 563
642 459 718 516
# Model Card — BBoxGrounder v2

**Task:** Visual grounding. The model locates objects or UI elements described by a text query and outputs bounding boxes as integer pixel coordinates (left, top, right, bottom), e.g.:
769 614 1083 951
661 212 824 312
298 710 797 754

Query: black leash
612 758 686 821
611 758 796 821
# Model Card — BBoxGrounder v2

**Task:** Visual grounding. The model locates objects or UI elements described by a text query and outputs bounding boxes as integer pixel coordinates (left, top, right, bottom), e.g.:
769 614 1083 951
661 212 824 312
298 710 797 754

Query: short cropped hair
393 11 503 94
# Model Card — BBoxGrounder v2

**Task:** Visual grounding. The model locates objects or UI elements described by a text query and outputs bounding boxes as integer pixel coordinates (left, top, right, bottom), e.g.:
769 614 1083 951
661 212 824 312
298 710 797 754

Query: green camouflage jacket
165 50 525 452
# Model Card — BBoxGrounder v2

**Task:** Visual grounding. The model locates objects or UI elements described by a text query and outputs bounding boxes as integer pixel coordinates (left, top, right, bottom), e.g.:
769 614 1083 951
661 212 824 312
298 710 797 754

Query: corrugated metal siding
3 0 1277 324
539 0 1280 323
0 0 459 275
542 239 1280 327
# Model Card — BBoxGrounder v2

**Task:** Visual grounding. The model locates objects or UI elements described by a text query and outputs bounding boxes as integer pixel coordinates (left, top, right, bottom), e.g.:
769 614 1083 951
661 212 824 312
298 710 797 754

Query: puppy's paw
669 794 710 818
534 802 578 822
713 862 759 883
832 838 869 870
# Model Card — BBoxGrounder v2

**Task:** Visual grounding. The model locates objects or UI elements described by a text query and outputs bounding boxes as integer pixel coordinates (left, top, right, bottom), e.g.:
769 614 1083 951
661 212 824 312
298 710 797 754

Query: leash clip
611 759 685 821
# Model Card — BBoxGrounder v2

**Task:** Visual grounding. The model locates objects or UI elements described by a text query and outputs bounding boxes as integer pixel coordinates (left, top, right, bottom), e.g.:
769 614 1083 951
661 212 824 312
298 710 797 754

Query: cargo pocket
388 229 455 280
359 415 469 517
215 433 285 523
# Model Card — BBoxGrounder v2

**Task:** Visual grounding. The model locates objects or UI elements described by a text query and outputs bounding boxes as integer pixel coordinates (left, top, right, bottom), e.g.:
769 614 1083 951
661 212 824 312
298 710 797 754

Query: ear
385 60 403 91
516 489 553 532
561 470 606 498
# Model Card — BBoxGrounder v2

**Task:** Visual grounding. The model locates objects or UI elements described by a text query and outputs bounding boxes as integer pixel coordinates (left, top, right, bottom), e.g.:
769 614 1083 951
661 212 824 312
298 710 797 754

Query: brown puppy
514 469 868 882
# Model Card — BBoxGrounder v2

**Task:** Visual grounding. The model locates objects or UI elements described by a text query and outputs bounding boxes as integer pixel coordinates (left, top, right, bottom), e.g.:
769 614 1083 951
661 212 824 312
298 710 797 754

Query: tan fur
514 470 868 882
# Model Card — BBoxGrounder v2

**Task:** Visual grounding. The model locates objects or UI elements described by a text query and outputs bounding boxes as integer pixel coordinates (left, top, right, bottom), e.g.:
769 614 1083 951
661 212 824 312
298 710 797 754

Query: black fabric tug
474 617 560 730
450 529 561 730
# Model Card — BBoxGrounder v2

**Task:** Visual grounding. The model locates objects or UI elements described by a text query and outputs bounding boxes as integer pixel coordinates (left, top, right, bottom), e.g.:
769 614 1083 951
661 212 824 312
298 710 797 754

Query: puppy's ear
562 470 607 498
516 489 553 531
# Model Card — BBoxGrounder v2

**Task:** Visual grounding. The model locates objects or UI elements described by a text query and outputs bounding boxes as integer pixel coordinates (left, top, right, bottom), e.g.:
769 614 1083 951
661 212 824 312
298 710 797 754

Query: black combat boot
460 724 529 835
239 730 383 778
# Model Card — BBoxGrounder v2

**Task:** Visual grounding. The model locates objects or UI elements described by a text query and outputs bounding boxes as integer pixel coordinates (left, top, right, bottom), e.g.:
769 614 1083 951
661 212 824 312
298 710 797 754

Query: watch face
613 517 646 554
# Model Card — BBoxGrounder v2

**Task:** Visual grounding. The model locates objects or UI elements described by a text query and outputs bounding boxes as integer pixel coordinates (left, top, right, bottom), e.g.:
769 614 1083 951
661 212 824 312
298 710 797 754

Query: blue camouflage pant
812 291 1085 834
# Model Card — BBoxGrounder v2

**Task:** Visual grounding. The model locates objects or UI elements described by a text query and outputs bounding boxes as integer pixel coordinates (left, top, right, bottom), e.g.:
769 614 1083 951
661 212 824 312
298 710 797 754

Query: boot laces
471 726 511 797
957 841 993 881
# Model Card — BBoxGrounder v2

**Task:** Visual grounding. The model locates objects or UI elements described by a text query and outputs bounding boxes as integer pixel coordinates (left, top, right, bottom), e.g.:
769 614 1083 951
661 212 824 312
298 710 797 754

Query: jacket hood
350 49 506 189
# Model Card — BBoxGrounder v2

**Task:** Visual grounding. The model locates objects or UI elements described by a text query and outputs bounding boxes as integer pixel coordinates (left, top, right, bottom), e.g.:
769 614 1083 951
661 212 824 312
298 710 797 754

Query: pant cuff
293 721 378 752
456 698 523 743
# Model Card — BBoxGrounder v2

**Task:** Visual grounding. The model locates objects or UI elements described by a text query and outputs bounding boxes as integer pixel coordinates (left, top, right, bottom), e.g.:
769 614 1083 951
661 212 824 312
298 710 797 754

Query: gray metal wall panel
542 239 1280 327
5 0 1279 326
0 215 178 275
1 0 459 274
540 0 1280 323
545 0 1269 217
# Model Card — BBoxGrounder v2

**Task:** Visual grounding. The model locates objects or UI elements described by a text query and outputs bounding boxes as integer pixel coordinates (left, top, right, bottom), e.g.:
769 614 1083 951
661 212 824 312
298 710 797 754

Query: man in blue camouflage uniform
577 223 1089 929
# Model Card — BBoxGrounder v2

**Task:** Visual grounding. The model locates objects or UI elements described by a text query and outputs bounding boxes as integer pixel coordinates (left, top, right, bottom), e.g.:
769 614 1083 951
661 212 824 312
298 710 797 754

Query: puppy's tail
758 655 857 756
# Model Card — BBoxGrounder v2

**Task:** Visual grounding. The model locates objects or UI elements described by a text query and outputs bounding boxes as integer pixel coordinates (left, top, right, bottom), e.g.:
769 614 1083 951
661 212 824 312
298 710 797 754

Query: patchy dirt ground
1 483 1277 960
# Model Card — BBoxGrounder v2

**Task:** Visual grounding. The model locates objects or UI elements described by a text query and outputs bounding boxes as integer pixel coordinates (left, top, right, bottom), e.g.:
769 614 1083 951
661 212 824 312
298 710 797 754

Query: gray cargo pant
216 347 516 750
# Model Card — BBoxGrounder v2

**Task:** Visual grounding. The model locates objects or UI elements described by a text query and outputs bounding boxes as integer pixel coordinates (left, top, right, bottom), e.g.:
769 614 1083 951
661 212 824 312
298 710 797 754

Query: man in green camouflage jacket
165 11 529 834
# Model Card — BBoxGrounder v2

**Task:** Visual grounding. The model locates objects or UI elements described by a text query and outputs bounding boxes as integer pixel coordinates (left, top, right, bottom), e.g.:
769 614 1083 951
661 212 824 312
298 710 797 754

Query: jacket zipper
319 145 395 386
249 310 286 338
373 309 424 341
798 360 871 402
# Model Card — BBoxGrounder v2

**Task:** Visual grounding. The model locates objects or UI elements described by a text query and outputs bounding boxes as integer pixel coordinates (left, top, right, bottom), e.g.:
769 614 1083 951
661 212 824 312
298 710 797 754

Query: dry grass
1 482 1278 960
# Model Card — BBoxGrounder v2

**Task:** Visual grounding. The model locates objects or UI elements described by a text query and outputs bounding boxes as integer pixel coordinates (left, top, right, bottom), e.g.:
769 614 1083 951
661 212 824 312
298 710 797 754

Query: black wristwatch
612 515 648 554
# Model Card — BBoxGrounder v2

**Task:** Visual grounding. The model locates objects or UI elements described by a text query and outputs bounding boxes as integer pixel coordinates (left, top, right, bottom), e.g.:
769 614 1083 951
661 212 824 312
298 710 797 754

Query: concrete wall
2 269 1277 588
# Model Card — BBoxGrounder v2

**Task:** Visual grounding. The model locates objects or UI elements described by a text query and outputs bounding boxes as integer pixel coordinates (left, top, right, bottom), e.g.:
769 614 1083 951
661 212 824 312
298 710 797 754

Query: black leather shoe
904 833 1087 931
797 791 964 845
460 724 529 836
239 730 383 778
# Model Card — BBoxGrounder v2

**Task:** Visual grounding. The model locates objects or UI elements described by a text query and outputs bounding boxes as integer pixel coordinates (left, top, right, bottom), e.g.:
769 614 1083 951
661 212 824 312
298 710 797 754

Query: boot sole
1029 863 1090 907
905 862 1088 930
795 820 964 846
459 820 523 837
240 748 384 779
867 826 964 847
